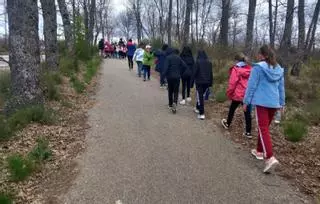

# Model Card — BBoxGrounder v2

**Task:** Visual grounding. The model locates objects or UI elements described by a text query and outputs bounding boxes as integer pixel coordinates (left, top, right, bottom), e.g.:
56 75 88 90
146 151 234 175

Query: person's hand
243 104 248 112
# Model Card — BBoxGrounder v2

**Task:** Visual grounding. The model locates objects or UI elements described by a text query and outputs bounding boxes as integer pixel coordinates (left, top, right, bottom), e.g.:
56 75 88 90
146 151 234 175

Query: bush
84 56 100 84
215 88 227 103
0 71 11 107
7 154 34 181
0 192 13 204
0 115 12 141
70 75 85 93
283 120 308 142
28 138 52 162
60 57 77 76
305 100 320 125
43 72 62 101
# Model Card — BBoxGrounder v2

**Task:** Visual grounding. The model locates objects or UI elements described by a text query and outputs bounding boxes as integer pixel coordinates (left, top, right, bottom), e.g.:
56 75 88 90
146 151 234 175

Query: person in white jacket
133 43 145 77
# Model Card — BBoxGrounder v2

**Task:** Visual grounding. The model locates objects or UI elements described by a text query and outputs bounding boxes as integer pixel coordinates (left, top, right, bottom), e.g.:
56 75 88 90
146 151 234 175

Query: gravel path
62 59 305 204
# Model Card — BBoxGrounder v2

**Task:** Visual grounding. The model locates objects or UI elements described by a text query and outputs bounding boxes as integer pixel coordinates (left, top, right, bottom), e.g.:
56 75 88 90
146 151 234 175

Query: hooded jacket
154 49 167 73
180 51 195 79
133 48 144 62
162 48 188 80
243 61 285 108
142 51 155 67
194 51 213 85
127 41 136 56
227 61 252 101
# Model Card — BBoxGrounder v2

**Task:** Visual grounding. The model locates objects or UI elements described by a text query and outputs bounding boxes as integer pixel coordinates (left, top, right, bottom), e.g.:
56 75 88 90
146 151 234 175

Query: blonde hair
234 52 247 62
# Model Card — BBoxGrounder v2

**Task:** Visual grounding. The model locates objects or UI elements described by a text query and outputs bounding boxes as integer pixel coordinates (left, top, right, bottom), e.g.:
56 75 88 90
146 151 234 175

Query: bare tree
40 0 58 71
280 0 295 50
245 0 256 51
57 0 73 52
297 0 305 49
182 0 193 46
118 9 134 40
7 0 43 112
168 0 173 46
176 0 180 41
88 0 96 45
219 0 231 46
268 0 274 47
305 0 320 52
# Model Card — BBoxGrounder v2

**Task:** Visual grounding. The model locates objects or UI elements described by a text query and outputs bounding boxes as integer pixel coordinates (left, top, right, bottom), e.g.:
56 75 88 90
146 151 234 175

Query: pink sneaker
263 156 279 173
251 149 264 160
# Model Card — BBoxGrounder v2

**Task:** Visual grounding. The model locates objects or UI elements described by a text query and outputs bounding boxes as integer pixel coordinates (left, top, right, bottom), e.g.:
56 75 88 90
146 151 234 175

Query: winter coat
127 42 136 56
162 48 188 80
133 48 144 62
142 51 155 67
98 40 104 50
180 54 195 79
194 51 213 85
227 62 252 101
243 61 285 108
154 50 167 73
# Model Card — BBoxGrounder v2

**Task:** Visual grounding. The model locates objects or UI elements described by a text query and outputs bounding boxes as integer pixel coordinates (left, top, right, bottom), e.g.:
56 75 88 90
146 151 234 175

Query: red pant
255 106 277 159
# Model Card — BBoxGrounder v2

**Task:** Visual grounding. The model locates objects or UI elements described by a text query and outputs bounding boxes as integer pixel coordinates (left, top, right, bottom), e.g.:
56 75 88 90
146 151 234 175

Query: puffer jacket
162 48 188 80
226 62 252 101
194 51 213 85
180 55 194 79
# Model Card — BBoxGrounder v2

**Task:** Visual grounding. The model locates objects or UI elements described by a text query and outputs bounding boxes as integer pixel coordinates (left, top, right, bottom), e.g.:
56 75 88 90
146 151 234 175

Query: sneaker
172 103 177 114
198 114 205 120
251 149 264 160
221 119 229 129
274 120 280 124
194 108 200 114
263 156 279 173
143 79 146 81
243 132 253 139
179 100 186 105
186 97 192 102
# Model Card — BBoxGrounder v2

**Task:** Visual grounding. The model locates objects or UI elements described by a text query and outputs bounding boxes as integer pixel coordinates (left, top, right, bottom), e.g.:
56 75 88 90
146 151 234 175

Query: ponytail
259 45 277 67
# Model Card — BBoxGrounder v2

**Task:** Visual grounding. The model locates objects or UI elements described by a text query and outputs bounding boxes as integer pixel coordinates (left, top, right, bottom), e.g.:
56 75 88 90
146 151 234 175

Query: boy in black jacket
193 50 213 120
162 48 188 113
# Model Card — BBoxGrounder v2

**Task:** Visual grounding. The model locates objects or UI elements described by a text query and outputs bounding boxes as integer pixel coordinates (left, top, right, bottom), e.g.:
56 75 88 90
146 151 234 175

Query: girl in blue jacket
243 45 285 173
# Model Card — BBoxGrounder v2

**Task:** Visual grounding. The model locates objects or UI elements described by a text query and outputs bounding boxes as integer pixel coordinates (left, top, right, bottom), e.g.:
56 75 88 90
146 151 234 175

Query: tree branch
0 57 9 64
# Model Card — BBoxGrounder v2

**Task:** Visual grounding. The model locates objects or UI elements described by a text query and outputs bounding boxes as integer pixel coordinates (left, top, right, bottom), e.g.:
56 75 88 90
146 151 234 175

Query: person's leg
256 106 274 159
147 67 151 80
181 78 187 100
138 62 142 77
127 56 131 69
167 79 174 107
143 65 147 80
173 79 180 105
129 56 134 69
226 100 241 126
244 104 252 134
197 85 205 115
186 77 191 98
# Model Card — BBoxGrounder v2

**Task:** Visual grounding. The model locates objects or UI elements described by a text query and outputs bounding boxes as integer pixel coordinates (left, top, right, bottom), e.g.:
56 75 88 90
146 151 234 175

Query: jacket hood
255 61 283 82
127 41 134 46
236 61 246 67
166 47 174 56
197 50 208 60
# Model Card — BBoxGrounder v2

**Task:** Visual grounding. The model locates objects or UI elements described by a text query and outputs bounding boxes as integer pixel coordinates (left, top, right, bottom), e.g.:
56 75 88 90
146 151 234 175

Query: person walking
162 48 188 114
243 45 285 173
133 43 144 77
127 39 136 71
142 45 154 81
98 38 104 57
193 50 213 120
221 53 252 138
154 44 169 88
179 46 195 105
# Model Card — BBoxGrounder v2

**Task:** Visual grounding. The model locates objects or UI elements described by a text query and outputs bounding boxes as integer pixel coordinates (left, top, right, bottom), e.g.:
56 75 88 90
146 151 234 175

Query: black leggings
227 100 252 134
167 78 180 106
181 77 191 99
127 55 133 69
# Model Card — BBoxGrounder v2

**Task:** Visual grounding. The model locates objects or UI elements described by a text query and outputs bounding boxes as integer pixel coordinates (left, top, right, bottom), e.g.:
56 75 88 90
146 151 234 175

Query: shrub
305 100 320 125
7 154 34 181
0 71 11 107
0 192 13 204
43 72 62 101
60 57 77 76
283 120 308 142
70 75 85 93
28 138 52 162
84 56 100 84
0 115 12 141
215 88 227 103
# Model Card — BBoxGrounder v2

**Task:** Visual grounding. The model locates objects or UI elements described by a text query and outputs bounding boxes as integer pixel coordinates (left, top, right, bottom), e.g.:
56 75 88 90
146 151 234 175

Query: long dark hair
197 50 208 60
180 46 193 57
259 45 277 66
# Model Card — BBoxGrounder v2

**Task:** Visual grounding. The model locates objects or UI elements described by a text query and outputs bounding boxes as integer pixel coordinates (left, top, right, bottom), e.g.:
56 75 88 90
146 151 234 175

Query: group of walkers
109 39 285 174
98 38 134 59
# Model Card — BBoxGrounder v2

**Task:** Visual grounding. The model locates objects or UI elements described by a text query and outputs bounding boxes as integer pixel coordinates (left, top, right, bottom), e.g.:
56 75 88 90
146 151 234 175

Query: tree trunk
136 0 142 43
83 0 89 43
168 0 173 46
176 0 180 41
4 0 7 46
219 0 230 46
195 0 199 43
89 0 96 45
245 0 256 51
268 0 274 47
182 0 192 46
6 0 43 113
305 0 320 52
298 0 305 49
40 0 58 71
273 0 278 47
280 0 295 50
57 0 73 52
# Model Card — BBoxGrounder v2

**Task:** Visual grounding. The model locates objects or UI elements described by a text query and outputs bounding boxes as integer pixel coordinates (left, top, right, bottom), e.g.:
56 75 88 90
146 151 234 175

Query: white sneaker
186 97 192 102
263 156 279 173
251 149 264 160
221 119 229 129
179 100 186 105
194 108 200 114
274 120 280 124
198 114 205 120
171 103 177 114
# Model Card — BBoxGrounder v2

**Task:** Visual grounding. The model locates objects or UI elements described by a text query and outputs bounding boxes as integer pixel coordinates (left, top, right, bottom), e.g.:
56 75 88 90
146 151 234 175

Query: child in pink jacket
221 53 252 138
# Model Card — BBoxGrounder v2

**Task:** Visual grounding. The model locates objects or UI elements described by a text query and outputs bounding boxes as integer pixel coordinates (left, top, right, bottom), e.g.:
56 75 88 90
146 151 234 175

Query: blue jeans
143 65 151 80
136 61 143 77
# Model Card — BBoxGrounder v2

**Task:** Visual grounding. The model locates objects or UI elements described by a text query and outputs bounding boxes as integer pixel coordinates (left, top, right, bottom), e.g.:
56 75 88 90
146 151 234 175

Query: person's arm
180 58 188 76
133 50 137 61
279 74 285 107
243 65 259 105
209 62 213 87
162 57 169 78
226 67 238 99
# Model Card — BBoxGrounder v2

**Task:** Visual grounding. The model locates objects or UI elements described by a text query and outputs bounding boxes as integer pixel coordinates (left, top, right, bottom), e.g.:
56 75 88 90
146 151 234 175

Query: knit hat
146 45 152 49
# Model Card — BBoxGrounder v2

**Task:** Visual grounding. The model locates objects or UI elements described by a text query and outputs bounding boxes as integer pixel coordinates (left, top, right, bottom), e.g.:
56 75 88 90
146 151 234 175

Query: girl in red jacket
221 53 252 138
